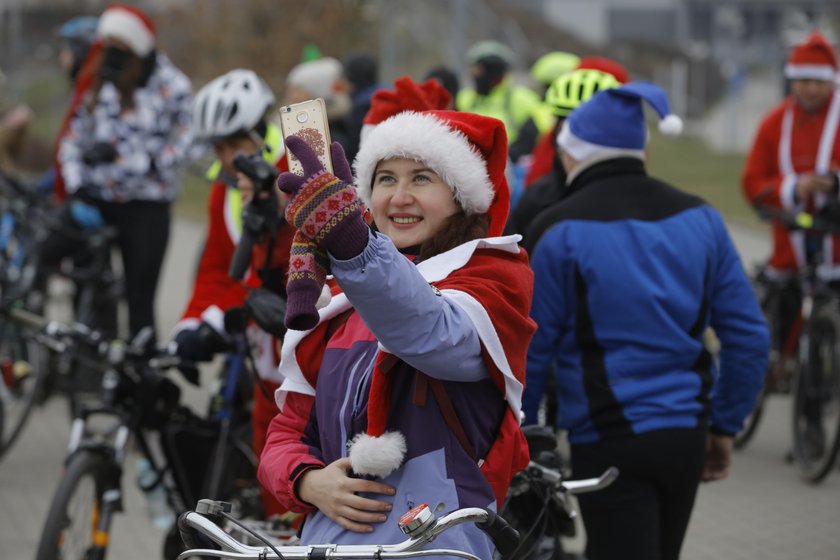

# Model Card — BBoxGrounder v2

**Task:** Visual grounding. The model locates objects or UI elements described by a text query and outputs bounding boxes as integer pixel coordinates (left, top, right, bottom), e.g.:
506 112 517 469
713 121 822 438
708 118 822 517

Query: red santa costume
742 32 840 277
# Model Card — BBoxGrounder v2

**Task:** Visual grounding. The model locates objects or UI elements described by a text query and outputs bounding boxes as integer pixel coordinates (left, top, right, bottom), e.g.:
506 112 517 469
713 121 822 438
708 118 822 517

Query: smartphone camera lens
296 112 309 124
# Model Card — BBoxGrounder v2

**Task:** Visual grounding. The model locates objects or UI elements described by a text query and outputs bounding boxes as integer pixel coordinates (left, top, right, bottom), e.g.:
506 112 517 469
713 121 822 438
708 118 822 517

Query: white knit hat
285 57 343 101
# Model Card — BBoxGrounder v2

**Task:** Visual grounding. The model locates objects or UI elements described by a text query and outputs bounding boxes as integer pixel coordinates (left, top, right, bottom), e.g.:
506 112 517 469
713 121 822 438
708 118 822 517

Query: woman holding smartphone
258 105 535 559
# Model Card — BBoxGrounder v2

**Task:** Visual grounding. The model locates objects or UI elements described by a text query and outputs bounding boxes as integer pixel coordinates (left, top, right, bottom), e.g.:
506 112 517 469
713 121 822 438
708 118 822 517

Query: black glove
82 141 119 166
173 322 231 362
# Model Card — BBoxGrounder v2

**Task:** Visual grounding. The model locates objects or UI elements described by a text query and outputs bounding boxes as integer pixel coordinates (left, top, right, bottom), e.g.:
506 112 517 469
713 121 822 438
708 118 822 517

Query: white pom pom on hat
348 431 407 478
658 114 684 136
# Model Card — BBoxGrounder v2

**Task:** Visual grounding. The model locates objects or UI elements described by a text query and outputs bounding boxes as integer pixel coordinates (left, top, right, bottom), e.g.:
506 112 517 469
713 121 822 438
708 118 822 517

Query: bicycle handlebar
754 203 840 235
4 307 189 370
175 464 618 560
177 506 515 560
524 463 620 495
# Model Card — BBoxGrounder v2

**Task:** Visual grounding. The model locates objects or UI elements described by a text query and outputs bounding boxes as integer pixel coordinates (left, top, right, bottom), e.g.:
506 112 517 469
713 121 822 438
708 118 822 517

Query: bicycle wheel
0 319 45 459
791 309 840 483
735 273 790 450
734 383 767 450
35 450 114 560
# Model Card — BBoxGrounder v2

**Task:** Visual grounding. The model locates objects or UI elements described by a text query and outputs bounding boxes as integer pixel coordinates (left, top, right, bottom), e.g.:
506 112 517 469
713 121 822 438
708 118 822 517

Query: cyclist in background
57 16 99 83
456 40 551 163
52 3 193 338
32 15 99 195
743 32 839 274
172 68 295 517
742 31 839 457
423 66 459 109
504 68 621 243
524 82 768 560
341 51 381 163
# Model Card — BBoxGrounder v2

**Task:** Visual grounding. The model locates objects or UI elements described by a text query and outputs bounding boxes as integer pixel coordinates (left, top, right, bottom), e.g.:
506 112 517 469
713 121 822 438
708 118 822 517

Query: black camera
228 150 282 281
232 152 278 190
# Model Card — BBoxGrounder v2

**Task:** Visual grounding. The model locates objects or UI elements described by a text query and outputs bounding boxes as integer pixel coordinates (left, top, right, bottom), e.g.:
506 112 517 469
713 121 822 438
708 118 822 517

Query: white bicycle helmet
193 69 276 142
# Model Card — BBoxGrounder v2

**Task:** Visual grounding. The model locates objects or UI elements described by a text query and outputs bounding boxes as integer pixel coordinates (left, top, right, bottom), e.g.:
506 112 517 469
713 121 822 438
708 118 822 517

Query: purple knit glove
284 231 330 331
278 137 368 330
278 137 368 259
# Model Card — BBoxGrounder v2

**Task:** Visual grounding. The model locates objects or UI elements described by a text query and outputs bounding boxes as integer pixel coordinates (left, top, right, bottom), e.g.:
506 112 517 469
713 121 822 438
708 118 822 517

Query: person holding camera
257 85 536 557
171 68 295 517
52 4 193 338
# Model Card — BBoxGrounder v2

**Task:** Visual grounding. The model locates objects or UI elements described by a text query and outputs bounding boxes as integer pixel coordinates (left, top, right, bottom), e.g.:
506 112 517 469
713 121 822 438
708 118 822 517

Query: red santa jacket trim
273 235 525 414
817 91 840 175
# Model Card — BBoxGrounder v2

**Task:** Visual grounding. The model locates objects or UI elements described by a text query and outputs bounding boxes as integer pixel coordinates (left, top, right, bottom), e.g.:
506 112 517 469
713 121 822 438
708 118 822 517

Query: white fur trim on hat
97 8 155 56
353 112 494 215
784 64 838 81
558 120 645 162
347 431 407 478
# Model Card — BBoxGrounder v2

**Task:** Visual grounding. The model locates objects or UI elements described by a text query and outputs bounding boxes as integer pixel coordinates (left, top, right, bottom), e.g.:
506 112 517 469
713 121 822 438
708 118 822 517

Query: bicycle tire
0 319 45 459
734 386 766 450
35 450 113 560
791 308 840 483
735 272 786 450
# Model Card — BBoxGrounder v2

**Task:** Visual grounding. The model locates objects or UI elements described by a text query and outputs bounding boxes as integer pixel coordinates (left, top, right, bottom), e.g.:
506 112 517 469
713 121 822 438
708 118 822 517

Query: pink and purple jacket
258 231 535 559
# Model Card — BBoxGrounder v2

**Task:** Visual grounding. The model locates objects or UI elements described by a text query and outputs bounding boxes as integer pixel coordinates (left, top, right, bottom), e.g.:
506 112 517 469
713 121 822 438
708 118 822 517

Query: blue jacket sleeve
523 229 569 425
707 210 770 435
330 232 488 382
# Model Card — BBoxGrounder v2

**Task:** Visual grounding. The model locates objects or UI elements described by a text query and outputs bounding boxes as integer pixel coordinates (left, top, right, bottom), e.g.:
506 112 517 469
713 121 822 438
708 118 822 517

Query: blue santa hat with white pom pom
558 81 683 162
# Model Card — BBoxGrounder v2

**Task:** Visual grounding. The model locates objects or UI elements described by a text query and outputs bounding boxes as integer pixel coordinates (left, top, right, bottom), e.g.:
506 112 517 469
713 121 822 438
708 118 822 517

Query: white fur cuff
347 431 407 478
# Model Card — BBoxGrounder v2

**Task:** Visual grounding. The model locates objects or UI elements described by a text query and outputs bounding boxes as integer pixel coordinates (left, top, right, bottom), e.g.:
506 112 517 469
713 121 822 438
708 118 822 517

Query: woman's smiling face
370 157 460 249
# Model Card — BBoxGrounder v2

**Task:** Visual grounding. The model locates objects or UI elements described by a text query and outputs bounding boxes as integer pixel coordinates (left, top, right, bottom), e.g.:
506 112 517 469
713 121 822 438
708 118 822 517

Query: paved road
1 217 839 559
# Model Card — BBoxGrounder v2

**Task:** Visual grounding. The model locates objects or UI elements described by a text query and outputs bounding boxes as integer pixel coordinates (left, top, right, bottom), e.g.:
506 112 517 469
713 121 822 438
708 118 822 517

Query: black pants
98 200 170 338
571 429 707 560
40 200 170 339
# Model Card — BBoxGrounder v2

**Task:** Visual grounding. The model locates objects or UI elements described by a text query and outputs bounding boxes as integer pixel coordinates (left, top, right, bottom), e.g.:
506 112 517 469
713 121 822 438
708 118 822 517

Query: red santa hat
784 32 838 81
359 76 451 147
576 55 630 84
354 109 510 237
96 4 156 57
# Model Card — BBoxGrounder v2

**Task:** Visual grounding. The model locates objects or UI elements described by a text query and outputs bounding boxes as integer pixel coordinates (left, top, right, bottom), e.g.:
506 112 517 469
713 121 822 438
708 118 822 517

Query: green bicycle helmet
530 51 581 86
545 68 621 117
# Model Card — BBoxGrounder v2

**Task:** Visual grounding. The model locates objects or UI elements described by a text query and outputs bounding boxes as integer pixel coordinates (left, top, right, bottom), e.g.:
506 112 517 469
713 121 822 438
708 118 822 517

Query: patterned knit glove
278 136 368 259
284 231 330 331
278 137 368 330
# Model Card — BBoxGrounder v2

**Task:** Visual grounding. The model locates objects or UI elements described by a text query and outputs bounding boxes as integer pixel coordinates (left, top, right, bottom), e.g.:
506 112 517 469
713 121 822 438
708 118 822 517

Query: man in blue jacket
523 82 769 560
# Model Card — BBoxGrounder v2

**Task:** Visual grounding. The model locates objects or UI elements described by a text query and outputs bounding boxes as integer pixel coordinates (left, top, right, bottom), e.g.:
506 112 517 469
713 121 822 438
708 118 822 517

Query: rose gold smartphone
278 97 334 175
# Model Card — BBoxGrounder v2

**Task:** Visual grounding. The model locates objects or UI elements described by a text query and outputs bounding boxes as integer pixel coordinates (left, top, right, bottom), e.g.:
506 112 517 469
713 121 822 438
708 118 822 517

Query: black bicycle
734 263 801 449
0 307 260 560
0 171 123 458
497 425 618 560
747 205 840 483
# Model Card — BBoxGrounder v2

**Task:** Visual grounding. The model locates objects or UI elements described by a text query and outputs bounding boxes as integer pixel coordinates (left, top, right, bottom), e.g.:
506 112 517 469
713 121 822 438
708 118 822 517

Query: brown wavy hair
418 211 490 261
86 49 150 112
